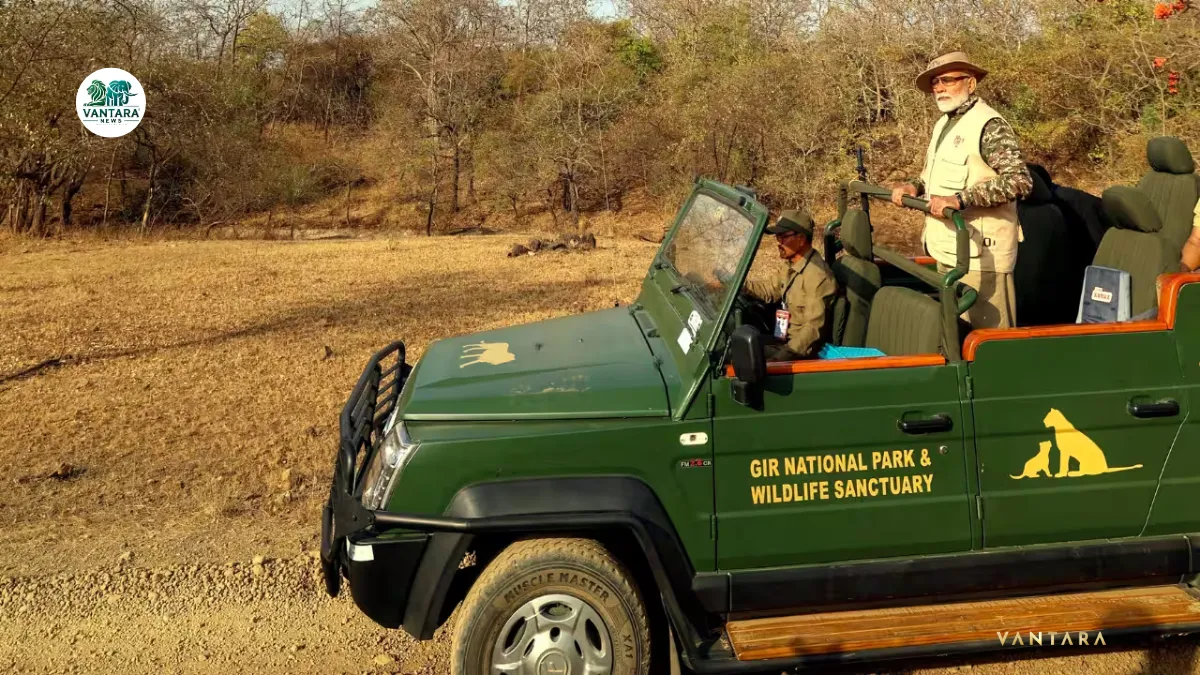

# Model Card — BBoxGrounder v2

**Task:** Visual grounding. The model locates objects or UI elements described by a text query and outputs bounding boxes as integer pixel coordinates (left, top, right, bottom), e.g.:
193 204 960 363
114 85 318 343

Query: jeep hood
397 308 671 421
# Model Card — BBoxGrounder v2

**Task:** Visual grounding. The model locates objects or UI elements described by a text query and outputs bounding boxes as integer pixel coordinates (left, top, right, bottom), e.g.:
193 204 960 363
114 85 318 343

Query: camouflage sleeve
910 178 926 196
961 118 1033 208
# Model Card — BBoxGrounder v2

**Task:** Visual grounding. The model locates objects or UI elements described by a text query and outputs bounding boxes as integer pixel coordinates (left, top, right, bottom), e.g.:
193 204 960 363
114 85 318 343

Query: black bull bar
320 340 410 597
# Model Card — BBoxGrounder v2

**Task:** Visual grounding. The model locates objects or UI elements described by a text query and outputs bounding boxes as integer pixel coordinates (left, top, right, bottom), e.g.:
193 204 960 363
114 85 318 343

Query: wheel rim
491 592 614 675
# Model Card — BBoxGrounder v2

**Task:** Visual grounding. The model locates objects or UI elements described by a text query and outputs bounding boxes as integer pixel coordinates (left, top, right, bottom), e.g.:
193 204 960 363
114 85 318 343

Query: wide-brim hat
764 209 814 238
915 51 988 93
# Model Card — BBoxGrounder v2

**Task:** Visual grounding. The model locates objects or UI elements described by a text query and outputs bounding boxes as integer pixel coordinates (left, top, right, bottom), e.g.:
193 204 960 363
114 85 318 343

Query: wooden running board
726 585 1200 661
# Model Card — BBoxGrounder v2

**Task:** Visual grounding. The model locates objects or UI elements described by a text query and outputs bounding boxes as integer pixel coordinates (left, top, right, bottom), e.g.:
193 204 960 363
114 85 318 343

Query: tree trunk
509 194 521 226
546 186 558 229
600 130 610 212
467 141 476 204
103 147 117 228
451 142 460 213
32 188 48 238
425 151 439 237
569 179 580 231
61 171 85 228
141 164 156 235
8 180 32 233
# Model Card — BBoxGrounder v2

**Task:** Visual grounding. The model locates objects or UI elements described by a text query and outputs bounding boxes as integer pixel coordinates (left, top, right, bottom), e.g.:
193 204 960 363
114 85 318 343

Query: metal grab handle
898 413 953 435
843 179 975 315
845 180 962 220
1128 399 1181 419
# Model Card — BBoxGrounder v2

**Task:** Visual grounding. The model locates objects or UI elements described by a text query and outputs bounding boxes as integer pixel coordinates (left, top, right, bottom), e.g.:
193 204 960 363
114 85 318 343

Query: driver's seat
831 209 881 347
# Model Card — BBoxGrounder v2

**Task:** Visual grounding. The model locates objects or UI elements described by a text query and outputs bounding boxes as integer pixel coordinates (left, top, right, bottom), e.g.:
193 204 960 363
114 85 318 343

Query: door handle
1128 399 1180 419
898 413 953 434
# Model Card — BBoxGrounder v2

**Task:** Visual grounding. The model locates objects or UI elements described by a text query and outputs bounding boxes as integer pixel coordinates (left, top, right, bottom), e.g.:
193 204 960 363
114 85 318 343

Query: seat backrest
863 286 942 356
1095 185 1181 316
1136 136 1198 250
831 209 881 347
1015 168 1076 326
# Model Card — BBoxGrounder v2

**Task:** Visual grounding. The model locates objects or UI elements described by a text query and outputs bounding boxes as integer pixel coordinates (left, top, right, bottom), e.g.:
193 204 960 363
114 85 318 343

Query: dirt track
4 235 1200 674
4 551 1200 675
0 553 452 675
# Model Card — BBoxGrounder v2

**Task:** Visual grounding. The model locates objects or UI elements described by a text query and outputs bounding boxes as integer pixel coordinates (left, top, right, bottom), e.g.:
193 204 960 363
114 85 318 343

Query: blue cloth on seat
818 344 887 360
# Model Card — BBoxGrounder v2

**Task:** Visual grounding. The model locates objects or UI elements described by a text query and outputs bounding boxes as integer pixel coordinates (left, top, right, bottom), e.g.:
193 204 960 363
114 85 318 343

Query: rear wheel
451 537 652 675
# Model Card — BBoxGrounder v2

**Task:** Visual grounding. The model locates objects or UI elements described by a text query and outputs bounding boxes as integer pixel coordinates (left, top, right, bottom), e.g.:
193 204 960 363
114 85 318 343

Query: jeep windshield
662 192 757 316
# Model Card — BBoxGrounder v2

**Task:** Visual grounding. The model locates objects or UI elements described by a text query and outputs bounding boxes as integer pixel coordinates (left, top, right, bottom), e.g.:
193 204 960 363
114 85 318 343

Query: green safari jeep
321 178 1200 674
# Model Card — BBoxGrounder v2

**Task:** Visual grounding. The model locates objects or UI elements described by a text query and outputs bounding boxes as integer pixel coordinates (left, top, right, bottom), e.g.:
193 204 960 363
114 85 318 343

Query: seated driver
743 209 838 361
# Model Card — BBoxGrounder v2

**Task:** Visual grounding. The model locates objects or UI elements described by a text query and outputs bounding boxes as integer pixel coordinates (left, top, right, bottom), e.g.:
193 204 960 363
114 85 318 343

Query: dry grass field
5 232 1200 675
0 233 656 577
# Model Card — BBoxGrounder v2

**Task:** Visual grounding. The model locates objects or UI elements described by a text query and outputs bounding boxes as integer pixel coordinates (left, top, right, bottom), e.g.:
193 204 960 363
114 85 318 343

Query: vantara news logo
75 68 144 138
997 630 1107 647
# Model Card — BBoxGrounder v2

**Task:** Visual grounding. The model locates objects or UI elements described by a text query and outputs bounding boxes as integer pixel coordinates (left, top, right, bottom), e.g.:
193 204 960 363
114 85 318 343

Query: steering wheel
733 292 775 335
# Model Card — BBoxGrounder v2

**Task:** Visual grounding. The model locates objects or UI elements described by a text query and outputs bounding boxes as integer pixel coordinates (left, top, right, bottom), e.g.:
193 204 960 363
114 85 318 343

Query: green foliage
239 11 290 68
4 0 1199 237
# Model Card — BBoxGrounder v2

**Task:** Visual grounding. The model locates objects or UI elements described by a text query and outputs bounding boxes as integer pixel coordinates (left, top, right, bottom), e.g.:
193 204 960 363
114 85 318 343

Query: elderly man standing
892 51 1032 329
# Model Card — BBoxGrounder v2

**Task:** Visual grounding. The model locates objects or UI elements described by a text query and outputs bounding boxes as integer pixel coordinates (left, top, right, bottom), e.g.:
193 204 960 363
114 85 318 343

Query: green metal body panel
1145 283 1200 535
389 414 718 572
399 308 671 421
711 363 974 569
968 331 1187 547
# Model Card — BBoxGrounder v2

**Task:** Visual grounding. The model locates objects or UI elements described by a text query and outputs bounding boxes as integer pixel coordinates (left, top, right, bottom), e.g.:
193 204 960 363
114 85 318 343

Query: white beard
936 92 968 113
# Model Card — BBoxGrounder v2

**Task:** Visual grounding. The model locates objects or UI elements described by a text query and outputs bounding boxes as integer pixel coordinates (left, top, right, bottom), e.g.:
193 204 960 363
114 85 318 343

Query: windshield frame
657 190 759 321
652 178 763 357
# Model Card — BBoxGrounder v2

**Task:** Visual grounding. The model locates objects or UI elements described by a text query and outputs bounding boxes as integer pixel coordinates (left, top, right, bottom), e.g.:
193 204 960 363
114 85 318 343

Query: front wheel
451 537 652 675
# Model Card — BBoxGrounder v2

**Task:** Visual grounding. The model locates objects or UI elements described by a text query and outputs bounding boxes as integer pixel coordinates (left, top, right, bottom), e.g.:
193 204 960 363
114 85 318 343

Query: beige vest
920 99 1022 273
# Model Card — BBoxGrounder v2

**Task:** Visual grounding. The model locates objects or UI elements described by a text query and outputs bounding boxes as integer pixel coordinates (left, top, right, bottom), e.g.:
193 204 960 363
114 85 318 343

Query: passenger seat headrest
1102 186 1164 233
839 209 872 260
1024 166 1053 204
1147 136 1196 175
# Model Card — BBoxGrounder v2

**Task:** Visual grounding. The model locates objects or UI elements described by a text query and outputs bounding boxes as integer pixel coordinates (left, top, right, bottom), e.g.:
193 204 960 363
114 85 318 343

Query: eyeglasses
931 75 972 88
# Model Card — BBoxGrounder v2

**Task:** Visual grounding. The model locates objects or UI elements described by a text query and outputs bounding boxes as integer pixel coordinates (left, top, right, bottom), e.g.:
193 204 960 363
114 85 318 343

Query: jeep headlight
360 422 419 510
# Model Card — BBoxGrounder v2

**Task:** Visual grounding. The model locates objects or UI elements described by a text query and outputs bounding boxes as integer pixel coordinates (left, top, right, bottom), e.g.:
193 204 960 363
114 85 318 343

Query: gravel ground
3 552 1200 675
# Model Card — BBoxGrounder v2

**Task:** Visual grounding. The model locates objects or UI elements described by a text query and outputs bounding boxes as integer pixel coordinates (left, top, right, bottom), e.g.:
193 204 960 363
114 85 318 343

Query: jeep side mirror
728 325 765 408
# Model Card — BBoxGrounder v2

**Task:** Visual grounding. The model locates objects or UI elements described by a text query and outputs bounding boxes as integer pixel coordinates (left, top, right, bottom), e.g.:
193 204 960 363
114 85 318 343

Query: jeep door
711 358 975 569
967 329 1187 547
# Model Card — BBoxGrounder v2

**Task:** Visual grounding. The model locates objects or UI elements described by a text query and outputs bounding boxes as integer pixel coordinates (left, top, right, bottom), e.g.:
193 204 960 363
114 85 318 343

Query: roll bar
837 180 978 362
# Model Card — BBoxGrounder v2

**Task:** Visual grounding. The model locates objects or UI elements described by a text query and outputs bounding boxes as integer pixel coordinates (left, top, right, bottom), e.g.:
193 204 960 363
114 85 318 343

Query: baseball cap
764 209 815 237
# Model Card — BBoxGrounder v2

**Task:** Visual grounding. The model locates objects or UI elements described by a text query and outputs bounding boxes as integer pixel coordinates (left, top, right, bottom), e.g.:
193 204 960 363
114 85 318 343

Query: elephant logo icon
459 341 516 368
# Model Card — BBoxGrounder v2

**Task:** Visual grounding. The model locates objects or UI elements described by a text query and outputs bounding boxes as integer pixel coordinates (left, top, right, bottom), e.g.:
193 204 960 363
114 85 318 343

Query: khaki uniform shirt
744 250 838 357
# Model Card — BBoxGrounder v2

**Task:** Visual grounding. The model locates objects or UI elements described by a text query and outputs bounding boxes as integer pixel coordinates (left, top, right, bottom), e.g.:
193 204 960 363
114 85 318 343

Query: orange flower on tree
1153 57 1168 70
1168 71 1181 95
1155 3 1173 18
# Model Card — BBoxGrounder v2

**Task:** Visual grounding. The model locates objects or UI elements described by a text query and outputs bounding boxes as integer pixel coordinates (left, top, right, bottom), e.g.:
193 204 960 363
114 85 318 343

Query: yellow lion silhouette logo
1011 408 1143 479
459 341 515 368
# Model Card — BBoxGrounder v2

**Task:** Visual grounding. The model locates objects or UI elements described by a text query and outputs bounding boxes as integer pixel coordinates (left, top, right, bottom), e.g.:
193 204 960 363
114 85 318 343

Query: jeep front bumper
319 340 418 618
319 341 481 634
